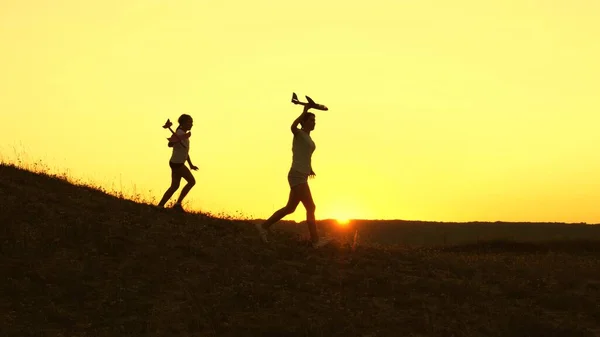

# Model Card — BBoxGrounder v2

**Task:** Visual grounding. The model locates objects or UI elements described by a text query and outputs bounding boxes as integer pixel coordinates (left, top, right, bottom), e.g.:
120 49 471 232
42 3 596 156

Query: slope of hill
1 163 600 336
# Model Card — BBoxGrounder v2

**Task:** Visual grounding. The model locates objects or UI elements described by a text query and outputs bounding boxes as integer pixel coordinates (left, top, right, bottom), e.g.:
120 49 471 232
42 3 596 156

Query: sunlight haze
1 0 599 223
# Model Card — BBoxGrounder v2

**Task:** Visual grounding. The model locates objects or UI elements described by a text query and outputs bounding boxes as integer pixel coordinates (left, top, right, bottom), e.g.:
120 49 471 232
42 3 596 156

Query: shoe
172 203 185 212
154 205 168 212
312 237 332 249
255 223 269 243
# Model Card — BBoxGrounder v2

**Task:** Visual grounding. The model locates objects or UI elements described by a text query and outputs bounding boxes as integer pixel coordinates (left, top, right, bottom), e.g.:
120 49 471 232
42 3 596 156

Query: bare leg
158 169 183 207
176 165 196 204
262 187 301 230
158 169 181 207
297 183 318 243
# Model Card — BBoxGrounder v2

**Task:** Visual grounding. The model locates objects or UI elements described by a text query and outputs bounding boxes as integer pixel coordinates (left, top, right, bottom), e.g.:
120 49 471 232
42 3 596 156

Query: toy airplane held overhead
291 93 328 111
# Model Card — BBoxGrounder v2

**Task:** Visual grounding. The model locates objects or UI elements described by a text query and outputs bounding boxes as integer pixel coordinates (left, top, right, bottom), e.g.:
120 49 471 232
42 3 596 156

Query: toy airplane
162 119 189 147
291 93 328 111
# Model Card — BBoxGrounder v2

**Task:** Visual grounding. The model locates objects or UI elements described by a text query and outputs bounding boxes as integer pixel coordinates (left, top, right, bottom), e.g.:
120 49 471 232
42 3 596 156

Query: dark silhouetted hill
1 163 599 336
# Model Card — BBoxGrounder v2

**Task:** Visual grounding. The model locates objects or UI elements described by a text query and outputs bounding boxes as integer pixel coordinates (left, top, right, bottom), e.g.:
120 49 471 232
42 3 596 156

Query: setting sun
336 218 350 226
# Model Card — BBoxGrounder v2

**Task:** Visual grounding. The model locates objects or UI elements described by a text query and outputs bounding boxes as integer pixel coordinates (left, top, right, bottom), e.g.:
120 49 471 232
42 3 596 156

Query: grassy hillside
1 163 600 336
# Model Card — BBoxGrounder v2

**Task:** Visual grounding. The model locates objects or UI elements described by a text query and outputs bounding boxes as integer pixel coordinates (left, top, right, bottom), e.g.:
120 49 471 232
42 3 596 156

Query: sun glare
336 218 350 226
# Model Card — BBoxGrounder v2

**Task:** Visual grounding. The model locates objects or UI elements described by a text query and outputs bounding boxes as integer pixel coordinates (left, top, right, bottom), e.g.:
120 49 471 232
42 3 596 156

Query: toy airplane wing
305 95 328 111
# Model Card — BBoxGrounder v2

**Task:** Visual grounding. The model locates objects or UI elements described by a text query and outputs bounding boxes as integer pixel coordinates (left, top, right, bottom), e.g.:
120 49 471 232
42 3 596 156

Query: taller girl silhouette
256 96 331 248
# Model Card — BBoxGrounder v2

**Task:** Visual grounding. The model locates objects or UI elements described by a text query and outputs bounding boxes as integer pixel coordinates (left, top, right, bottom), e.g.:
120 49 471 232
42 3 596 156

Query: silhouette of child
157 114 198 212
256 103 331 248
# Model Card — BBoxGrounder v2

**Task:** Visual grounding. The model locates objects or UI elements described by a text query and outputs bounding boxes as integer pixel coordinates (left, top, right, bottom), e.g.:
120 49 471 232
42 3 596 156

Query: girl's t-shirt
170 128 190 163
290 131 315 174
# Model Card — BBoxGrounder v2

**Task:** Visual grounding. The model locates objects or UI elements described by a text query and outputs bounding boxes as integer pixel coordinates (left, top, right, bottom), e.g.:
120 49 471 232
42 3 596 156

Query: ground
1 163 599 336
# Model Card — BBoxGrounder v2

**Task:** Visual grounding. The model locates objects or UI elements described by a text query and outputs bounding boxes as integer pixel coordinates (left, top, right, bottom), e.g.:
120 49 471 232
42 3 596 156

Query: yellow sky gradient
1 0 599 223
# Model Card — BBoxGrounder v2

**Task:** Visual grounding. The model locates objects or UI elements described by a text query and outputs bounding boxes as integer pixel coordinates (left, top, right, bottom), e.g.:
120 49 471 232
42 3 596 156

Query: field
2 163 600 336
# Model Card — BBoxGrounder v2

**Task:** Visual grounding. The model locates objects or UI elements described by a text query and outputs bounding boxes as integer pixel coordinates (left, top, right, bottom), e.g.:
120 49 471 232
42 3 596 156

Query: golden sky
1 0 599 223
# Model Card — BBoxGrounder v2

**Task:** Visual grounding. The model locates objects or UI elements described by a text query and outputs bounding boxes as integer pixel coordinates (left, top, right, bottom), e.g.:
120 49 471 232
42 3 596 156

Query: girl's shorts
169 161 185 170
287 169 308 188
